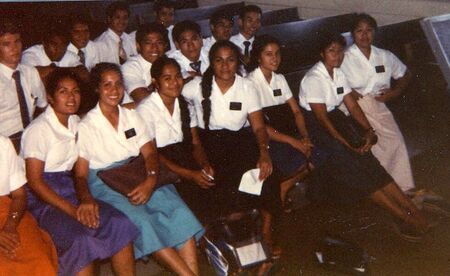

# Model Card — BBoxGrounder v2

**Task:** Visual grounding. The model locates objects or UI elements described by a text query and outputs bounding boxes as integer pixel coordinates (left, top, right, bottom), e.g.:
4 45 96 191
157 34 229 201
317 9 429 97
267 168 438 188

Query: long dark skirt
27 171 139 276
303 109 393 204
197 127 281 221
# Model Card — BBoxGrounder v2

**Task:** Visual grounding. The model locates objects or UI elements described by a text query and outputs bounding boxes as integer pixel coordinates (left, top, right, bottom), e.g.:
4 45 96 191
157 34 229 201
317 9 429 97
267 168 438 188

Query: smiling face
211 18 233 41
0 32 22 69
49 77 81 116
258 42 281 74
352 20 375 50
137 32 167 63
212 46 238 83
155 63 183 101
175 30 203 62
156 6 175 27
108 9 129 35
70 22 90 49
239 11 261 39
97 69 124 108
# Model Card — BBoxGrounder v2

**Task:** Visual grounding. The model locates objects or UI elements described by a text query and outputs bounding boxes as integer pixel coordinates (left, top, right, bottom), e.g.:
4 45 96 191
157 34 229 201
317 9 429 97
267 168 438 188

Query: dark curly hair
90 62 123 91
247 34 281 73
151 57 192 144
201 40 242 130
46 68 81 99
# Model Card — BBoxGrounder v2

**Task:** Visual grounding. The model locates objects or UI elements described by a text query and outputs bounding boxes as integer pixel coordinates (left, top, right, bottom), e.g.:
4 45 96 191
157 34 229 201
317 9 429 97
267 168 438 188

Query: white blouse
21 107 79 172
299 61 351 112
77 104 153 169
182 75 261 130
137 92 197 148
247 67 293 108
340 44 407 96
0 136 26 196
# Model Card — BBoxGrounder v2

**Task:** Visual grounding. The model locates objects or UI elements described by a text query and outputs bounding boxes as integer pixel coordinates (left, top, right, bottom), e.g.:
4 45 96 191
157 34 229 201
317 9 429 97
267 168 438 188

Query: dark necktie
189 61 201 73
243 41 251 57
78 49 85 66
12 71 30 129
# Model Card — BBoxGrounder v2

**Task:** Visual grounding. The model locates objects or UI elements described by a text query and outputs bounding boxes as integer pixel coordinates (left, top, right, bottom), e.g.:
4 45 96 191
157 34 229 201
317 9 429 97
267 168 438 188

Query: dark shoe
391 218 425 243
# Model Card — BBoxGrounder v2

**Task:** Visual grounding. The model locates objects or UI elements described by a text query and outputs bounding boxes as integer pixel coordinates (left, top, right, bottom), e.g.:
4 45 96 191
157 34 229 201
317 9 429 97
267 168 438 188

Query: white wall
198 0 450 25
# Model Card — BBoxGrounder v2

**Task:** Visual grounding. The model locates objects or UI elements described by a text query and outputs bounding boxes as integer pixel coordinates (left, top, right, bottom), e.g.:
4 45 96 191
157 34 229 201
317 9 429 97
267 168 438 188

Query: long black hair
151 56 192 144
247 34 281 73
201 40 242 130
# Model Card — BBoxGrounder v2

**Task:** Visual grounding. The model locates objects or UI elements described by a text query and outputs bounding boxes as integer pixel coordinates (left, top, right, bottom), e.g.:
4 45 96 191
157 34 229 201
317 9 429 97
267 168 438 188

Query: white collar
0 62 18 79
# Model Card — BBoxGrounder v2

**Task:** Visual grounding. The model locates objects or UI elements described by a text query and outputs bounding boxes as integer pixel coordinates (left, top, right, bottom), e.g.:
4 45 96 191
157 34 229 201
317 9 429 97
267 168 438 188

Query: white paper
238 169 264 196
235 242 267 266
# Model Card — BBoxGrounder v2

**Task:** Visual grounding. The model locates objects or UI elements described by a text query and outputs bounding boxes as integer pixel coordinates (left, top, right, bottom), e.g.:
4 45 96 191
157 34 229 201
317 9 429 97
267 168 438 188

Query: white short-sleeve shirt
0 63 47 136
202 36 216 56
121 54 152 99
95 28 138 65
137 92 197 148
21 106 79 172
230 33 254 55
299 61 351 112
21 44 82 67
341 44 407 96
182 75 261 130
167 49 209 79
247 67 293 108
0 136 26 196
67 41 101 71
77 104 153 169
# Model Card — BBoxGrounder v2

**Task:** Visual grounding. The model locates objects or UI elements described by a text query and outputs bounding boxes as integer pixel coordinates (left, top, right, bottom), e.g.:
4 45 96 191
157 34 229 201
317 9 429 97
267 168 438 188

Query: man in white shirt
154 0 176 54
203 9 234 56
229 5 262 65
168 20 209 81
0 19 47 152
21 27 89 82
67 15 101 71
122 23 168 105
95 1 137 65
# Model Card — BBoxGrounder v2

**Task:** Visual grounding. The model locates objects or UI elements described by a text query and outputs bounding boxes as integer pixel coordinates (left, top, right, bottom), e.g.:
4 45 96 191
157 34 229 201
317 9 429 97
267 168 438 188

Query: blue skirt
27 171 139 276
88 160 205 259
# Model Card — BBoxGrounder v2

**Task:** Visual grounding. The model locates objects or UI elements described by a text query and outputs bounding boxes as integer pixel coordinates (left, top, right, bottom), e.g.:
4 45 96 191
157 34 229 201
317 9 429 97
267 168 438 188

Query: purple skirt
27 171 139 276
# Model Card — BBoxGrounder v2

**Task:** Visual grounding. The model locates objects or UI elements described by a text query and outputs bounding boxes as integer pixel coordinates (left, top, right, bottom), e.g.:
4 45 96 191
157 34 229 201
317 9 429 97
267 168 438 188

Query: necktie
12 71 30 129
189 61 201 73
118 38 127 64
78 49 85 66
243 41 251 57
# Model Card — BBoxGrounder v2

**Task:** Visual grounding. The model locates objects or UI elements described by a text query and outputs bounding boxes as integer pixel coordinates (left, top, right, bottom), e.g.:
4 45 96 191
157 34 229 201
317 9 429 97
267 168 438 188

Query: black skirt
303 109 393 204
198 127 281 219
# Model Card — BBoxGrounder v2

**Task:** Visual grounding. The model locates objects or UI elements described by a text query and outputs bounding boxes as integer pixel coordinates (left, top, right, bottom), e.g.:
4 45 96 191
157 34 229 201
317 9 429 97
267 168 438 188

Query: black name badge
273 89 282 97
124 128 136 139
375 65 385 73
336 87 344 94
229 102 242 111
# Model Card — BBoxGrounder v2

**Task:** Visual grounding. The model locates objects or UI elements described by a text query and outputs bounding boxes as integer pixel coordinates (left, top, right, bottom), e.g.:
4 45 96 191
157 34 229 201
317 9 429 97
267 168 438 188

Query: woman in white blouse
247 35 328 209
75 63 204 276
340 13 415 193
136 57 215 222
299 32 429 239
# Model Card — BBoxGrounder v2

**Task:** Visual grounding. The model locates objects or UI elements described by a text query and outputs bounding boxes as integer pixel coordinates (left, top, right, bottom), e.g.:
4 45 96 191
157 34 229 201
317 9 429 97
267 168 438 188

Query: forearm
254 126 271 157
347 104 372 131
293 113 310 139
159 154 193 180
28 179 75 216
191 144 210 168
74 176 94 202
266 125 295 144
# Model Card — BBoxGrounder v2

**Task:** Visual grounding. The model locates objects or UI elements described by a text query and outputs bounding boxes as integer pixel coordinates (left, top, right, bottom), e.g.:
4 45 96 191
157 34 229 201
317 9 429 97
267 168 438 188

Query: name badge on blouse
375 65 385 73
124 128 136 139
273 89 282 97
336 87 344 95
229 102 242 111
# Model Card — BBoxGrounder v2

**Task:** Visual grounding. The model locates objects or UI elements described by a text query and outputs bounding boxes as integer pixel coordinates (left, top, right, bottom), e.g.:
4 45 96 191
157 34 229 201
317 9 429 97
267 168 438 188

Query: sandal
391 218 424 243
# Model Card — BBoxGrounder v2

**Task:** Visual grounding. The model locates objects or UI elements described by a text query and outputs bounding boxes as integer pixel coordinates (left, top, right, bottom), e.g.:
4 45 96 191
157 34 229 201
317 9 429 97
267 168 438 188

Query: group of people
0 0 437 275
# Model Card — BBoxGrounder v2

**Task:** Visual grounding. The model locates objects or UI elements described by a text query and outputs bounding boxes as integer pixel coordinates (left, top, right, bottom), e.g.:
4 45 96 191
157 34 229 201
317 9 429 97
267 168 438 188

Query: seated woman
247 35 328 208
0 136 57 276
136 57 215 221
298 32 429 239
75 63 204 276
21 69 138 276
182 40 282 258
340 13 415 193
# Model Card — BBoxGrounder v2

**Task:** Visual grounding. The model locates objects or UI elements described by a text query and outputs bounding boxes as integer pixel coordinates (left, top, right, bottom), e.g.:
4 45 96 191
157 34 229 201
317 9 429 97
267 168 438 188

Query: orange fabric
0 196 58 276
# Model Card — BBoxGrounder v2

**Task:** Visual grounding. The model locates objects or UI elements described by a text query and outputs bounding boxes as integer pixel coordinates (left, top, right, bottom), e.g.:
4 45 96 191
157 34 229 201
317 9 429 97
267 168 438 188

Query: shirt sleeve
246 81 262 114
188 103 198 128
389 51 407 80
300 75 327 104
135 101 156 139
21 123 48 161
122 63 147 96
21 50 40 67
133 111 154 148
4 138 26 194
76 122 92 161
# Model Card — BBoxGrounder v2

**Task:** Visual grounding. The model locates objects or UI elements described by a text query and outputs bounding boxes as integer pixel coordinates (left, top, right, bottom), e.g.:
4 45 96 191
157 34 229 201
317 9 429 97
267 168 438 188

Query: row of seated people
0 4 436 275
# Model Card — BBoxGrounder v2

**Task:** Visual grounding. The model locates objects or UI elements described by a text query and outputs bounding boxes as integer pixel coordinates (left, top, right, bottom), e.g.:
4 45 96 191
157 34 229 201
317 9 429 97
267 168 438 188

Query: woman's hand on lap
190 169 215 189
77 197 100 229
128 180 155 205
0 228 20 259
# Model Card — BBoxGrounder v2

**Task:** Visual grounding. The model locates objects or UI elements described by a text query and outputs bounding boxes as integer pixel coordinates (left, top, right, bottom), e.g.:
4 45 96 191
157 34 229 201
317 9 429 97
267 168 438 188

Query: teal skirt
88 160 205 259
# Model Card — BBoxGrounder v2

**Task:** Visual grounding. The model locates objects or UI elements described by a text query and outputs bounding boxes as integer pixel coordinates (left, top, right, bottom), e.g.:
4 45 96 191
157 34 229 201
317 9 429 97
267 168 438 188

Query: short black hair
46 68 81 98
154 0 175 13
43 26 68 44
106 1 130 18
136 22 169 45
0 18 20 37
351 13 378 34
210 8 234 26
239 5 262 20
172 20 201 43
68 14 91 30
318 30 347 54
248 34 281 73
